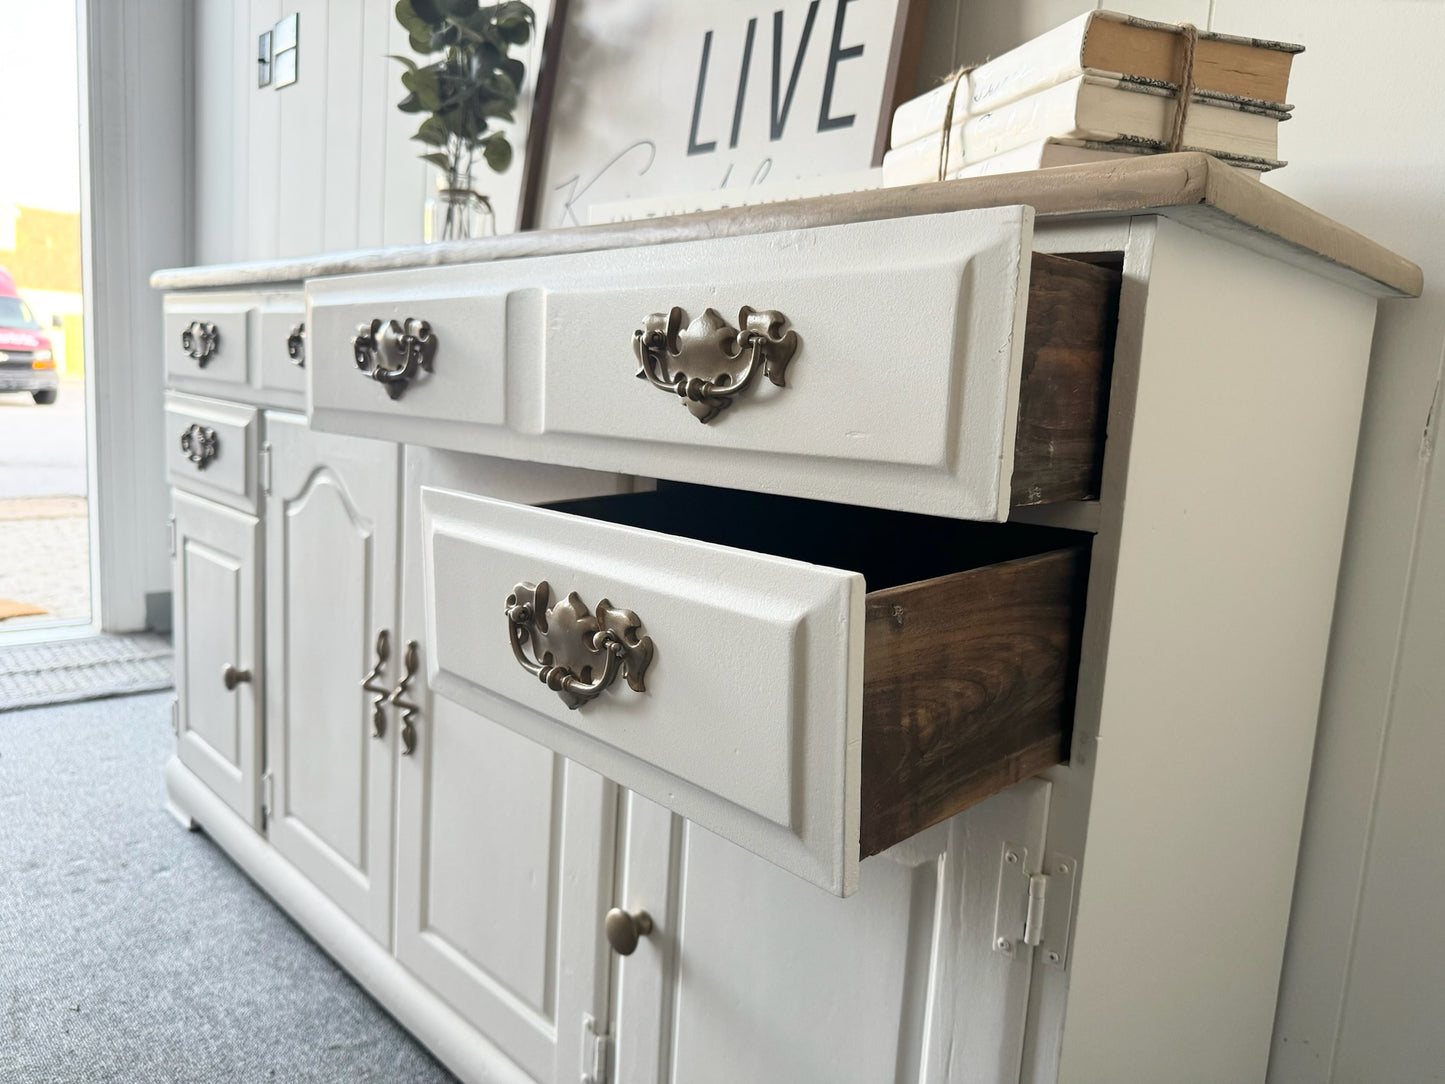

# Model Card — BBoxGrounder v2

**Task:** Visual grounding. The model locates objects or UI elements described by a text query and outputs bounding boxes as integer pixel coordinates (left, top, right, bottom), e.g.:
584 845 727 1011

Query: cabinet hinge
581 1013 610 1084
261 769 275 828
170 697 180 737
991 842 1078 972
167 514 177 558
259 441 273 496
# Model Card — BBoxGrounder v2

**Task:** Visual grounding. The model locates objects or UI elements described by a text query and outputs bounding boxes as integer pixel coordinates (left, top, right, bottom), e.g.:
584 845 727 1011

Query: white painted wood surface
420 487 867 896
394 447 633 1084
1051 217 1378 1082
306 276 509 429
262 412 400 945
255 292 307 398
163 294 251 393
172 491 262 828
164 393 258 512
613 778 1052 1084
309 207 1036 520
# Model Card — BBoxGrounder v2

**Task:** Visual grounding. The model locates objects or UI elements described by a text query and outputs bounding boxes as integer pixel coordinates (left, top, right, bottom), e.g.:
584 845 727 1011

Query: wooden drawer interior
1012 251 1121 507
544 482 1090 860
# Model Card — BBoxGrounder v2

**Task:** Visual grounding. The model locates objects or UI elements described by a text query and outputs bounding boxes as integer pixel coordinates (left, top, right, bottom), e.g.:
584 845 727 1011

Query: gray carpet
0 634 173 711
0 691 458 1083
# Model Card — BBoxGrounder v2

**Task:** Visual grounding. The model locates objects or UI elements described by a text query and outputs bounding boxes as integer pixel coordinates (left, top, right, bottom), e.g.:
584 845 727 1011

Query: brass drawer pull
505 581 654 710
360 629 390 739
222 663 251 690
181 321 219 365
389 639 421 755
287 322 306 367
353 317 436 400
179 424 218 468
633 306 798 423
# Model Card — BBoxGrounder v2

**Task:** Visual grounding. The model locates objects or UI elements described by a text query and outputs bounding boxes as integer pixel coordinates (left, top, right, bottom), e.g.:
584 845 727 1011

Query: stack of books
881 11 1303 185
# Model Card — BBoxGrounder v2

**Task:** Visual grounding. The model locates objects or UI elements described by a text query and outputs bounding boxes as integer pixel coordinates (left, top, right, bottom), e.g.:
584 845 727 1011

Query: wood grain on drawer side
860 546 1087 858
1012 254 1121 508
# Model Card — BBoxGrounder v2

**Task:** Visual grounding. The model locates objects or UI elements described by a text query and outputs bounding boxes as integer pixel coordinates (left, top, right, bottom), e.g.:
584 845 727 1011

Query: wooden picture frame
523 0 928 230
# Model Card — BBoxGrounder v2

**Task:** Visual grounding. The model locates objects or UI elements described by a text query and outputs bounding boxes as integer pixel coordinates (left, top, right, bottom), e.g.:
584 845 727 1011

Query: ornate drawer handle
633 306 798 423
352 317 436 400
389 639 421 755
505 581 653 710
287 322 306 367
360 629 390 740
179 424 218 468
181 321 220 365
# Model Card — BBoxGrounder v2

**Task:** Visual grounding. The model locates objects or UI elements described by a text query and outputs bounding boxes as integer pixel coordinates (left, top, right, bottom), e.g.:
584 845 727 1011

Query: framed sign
530 0 925 228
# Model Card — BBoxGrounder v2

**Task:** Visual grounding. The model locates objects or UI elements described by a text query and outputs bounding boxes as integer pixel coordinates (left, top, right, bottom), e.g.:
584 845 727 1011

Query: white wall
929 2 1445 1080
192 0 549 264
193 0 429 263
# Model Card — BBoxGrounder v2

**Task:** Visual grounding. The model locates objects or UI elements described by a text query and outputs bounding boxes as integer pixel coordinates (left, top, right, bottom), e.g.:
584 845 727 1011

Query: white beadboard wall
187 1 1445 1079
193 0 430 264
928 3 1445 1082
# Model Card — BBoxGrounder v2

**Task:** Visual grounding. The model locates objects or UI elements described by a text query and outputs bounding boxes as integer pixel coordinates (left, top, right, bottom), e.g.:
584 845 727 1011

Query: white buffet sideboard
151 154 1421 1084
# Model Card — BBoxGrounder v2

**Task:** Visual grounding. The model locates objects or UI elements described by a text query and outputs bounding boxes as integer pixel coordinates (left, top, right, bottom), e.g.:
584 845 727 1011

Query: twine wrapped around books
1168 23 1200 152
936 65 977 182
935 20 1200 181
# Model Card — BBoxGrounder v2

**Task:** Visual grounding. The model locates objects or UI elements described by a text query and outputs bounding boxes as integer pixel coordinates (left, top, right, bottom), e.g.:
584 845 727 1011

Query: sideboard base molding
164 757 535 1084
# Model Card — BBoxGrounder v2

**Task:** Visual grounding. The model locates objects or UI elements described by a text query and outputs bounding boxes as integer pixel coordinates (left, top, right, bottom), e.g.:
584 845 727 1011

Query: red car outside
0 265 59 405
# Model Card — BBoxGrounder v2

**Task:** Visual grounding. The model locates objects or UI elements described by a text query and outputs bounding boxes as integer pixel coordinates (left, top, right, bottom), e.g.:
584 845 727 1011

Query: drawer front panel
420 487 866 895
541 211 1028 481
307 279 506 431
307 207 1043 521
165 393 258 510
164 295 251 389
256 293 307 396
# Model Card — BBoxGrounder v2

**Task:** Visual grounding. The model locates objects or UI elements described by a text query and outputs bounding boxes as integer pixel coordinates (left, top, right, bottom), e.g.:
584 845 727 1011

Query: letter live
687 0 863 157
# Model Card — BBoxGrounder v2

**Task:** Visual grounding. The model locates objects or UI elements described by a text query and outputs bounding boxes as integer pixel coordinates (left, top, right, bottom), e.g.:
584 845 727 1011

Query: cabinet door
173 491 262 827
394 447 631 1084
263 412 400 945
612 781 1051 1084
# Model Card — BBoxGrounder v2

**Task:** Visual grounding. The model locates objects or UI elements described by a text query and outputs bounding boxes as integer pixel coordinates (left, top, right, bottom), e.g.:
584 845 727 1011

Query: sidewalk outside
0 377 90 630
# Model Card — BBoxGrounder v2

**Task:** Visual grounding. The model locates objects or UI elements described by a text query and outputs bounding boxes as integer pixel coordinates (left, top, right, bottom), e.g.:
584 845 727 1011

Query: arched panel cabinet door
262 411 400 947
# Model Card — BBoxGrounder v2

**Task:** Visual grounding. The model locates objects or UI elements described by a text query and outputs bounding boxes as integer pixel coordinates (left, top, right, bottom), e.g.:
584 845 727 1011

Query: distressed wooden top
151 153 1421 299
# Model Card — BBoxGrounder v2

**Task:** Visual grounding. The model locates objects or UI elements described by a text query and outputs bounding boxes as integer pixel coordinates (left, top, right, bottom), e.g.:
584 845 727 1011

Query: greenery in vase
392 0 535 224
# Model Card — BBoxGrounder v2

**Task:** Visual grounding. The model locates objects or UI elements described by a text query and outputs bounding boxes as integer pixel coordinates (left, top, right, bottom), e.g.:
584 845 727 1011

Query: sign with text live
536 0 921 228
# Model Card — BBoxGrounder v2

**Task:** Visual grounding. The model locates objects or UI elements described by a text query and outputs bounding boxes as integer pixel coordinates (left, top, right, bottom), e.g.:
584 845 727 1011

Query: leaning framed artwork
529 0 927 228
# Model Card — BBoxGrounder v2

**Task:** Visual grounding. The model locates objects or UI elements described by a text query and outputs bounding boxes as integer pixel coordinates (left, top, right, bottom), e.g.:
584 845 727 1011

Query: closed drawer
307 277 506 429
165 393 258 511
420 482 1087 895
255 292 307 397
309 208 1119 521
164 294 251 391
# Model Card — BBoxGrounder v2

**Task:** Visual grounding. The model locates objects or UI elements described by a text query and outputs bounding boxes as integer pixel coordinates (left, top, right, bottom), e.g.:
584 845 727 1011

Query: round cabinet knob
222 663 252 691
604 907 653 956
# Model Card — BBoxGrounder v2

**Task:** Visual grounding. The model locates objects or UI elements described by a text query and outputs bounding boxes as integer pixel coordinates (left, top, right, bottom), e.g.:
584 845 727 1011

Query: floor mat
0 632 173 711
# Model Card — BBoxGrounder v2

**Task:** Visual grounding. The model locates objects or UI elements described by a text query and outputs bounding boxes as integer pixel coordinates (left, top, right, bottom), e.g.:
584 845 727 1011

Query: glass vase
426 176 495 242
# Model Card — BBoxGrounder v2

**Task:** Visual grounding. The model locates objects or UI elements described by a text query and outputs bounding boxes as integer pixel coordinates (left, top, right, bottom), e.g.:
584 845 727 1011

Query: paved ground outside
0 378 90 630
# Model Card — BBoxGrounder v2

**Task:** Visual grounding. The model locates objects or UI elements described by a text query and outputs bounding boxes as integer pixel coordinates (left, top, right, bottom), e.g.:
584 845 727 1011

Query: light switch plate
274 48 297 88
273 13 298 88
273 13 298 52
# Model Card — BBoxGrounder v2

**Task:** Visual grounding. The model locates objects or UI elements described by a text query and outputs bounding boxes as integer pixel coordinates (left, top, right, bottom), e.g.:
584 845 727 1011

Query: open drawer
309 207 1120 521
420 482 1087 895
